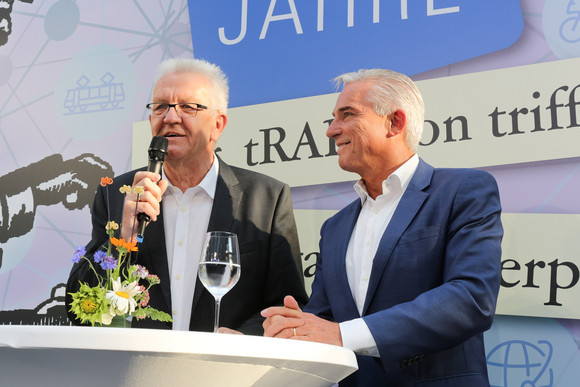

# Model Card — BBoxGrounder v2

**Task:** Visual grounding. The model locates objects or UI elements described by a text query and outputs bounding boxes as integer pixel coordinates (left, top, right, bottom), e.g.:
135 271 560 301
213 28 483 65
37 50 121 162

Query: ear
386 109 407 137
210 113 228 142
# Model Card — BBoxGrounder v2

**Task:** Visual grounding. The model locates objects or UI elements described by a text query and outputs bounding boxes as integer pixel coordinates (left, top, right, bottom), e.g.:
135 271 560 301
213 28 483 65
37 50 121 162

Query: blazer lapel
207 157 240 232
191 158 240 313
362 159 433 315
140 209 172 311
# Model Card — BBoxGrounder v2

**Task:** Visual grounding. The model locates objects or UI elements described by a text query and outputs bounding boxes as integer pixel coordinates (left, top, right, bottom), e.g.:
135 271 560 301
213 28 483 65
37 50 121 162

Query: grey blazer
67 156 308 334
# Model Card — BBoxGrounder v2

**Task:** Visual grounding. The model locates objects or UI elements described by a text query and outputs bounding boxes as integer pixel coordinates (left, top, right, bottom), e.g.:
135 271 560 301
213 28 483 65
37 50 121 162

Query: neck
363 153 414 199
164 154 215 192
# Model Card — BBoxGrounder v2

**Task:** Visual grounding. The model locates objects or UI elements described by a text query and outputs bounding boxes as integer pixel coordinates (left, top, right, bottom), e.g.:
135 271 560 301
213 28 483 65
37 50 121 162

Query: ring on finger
293 327 297 336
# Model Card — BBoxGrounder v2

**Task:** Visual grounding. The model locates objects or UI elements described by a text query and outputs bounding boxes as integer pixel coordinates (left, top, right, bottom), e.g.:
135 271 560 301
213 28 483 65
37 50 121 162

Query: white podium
0 325 358 387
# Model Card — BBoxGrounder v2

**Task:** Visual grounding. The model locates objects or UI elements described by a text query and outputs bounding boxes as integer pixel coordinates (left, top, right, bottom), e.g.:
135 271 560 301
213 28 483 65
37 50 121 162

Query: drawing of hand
35 153 114 210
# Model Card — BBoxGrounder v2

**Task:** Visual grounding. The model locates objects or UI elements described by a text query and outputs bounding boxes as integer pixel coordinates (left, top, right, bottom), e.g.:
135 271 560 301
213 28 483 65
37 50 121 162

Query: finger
261 305 299 318
137 190 162 212
138 203 158 222
157 179 169 196
122 199 158 235
261 306 289 318
261 306 302 319
283 295 300 311
134 171 161 185
267 317 305 338
277 321 309 339
280 326 296 339
262 315 287 337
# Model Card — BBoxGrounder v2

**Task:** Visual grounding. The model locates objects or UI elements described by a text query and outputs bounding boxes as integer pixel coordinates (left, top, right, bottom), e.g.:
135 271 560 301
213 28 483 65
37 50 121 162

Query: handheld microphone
135 136 169 243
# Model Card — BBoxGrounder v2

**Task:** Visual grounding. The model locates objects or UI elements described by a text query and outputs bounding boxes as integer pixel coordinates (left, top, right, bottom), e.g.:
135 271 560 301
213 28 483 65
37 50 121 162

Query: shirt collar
354 154 419 204
162 154 220 199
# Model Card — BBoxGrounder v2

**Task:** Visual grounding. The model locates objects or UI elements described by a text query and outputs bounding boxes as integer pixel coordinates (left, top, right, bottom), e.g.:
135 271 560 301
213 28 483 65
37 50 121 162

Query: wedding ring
293 327 297 336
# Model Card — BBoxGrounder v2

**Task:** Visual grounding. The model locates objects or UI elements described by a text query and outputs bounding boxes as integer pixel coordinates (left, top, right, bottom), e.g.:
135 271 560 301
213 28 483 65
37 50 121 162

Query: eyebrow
333 105 354 117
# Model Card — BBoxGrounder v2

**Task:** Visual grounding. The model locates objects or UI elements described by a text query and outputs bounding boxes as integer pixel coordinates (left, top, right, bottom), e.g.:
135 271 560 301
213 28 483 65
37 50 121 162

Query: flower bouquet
68 177 172 327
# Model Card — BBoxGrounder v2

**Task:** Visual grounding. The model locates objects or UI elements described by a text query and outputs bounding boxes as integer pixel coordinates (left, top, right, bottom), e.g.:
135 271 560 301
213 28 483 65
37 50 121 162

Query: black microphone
135 136 169 243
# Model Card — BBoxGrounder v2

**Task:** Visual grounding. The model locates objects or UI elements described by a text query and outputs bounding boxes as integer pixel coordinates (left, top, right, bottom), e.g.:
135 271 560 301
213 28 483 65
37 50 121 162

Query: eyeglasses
146 102 208 118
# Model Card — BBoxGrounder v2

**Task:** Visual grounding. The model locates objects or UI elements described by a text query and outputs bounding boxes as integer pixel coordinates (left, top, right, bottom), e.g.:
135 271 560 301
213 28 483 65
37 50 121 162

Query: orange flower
100 177 113 187
111 237 138 253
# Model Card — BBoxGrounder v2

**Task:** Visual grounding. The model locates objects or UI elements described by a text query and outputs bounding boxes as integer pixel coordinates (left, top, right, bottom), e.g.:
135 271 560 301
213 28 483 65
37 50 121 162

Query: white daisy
106 278 141 315
101 312 114 325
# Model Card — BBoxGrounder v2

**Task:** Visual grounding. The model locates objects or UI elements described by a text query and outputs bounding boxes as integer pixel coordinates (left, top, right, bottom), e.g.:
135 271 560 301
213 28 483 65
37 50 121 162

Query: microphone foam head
148 136 169 161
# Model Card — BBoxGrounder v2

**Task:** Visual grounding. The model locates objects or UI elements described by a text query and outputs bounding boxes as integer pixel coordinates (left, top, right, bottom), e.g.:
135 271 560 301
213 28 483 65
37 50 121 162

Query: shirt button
178 240 184 246
175 274 181 280
181 207 187 213
173 309 178 315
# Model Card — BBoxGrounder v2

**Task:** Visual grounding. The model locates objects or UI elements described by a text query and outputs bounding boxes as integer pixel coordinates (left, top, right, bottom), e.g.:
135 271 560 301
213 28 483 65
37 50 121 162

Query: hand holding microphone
122 136 168 243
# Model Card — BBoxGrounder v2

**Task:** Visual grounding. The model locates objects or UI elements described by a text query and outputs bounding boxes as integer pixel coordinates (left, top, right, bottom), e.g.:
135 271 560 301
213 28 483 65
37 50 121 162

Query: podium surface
0 325 358 386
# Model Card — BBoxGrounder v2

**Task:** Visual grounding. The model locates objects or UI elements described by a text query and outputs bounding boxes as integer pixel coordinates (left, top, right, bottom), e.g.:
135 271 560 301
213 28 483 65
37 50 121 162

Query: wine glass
198 231 241 333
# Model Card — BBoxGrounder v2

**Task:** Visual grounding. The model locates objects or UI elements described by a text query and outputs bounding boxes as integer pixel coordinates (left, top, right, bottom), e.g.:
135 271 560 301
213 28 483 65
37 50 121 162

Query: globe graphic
487 340 553 387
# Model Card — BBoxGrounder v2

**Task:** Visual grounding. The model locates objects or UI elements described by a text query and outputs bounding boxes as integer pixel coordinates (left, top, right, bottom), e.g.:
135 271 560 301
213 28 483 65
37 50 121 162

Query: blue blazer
305 159 503 386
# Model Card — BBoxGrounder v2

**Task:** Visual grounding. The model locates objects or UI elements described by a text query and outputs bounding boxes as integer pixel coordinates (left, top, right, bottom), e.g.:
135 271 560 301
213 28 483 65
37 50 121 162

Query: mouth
162 133 185 138
336 141 351 149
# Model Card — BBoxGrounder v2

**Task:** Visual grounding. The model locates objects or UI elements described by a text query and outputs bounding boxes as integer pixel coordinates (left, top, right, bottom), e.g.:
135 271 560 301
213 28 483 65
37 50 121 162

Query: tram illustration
64 73 125 113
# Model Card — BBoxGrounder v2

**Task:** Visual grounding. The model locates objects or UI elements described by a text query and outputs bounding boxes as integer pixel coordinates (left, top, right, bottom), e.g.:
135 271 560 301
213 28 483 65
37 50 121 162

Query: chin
338 159 354 173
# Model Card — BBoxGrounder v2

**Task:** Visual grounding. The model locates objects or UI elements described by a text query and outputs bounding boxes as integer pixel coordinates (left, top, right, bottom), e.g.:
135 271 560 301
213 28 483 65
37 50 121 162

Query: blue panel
189 0 523 107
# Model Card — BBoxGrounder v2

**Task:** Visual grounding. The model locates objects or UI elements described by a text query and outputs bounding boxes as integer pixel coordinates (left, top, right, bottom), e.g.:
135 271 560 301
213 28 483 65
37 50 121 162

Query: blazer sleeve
232 180 309 335
304 218 339 321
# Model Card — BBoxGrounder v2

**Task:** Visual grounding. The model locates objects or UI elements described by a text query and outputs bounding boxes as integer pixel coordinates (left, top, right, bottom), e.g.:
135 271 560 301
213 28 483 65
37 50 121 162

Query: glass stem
214 296 222 333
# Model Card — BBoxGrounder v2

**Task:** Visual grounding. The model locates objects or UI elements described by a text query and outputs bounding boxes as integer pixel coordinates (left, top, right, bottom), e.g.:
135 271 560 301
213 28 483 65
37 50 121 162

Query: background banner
134 57 580 187
188 0 524 107
2 2 580 385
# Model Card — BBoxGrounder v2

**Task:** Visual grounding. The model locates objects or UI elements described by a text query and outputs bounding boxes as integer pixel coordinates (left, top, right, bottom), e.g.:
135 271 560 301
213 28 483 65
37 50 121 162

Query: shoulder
220 159 288 191
415 159 496 188
109 168 144 187
431 167 498 188
94 168 145 196
425 167 500 207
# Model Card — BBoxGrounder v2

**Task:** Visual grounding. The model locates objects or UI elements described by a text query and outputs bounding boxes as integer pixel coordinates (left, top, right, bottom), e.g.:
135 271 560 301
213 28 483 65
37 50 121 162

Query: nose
163 105 182 124
326 117 340 139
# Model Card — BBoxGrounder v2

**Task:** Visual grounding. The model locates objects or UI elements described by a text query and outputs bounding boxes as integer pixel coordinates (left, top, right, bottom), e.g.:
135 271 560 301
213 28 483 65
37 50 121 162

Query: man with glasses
67 58 308 334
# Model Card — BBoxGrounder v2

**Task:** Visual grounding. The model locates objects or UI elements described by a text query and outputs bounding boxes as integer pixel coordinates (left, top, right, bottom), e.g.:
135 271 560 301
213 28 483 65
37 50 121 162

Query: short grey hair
154 58 229 114
333 69 424 152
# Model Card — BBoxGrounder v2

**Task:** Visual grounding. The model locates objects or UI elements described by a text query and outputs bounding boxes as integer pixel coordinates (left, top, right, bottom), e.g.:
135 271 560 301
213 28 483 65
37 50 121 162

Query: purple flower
133 265 149 279
93 250 107 263
71 246 86 263
99 255 118 270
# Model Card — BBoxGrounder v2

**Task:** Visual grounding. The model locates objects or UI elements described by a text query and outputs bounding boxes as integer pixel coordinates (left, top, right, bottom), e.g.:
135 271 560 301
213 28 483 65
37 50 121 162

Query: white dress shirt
339 154 419 356
162 157 218 331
